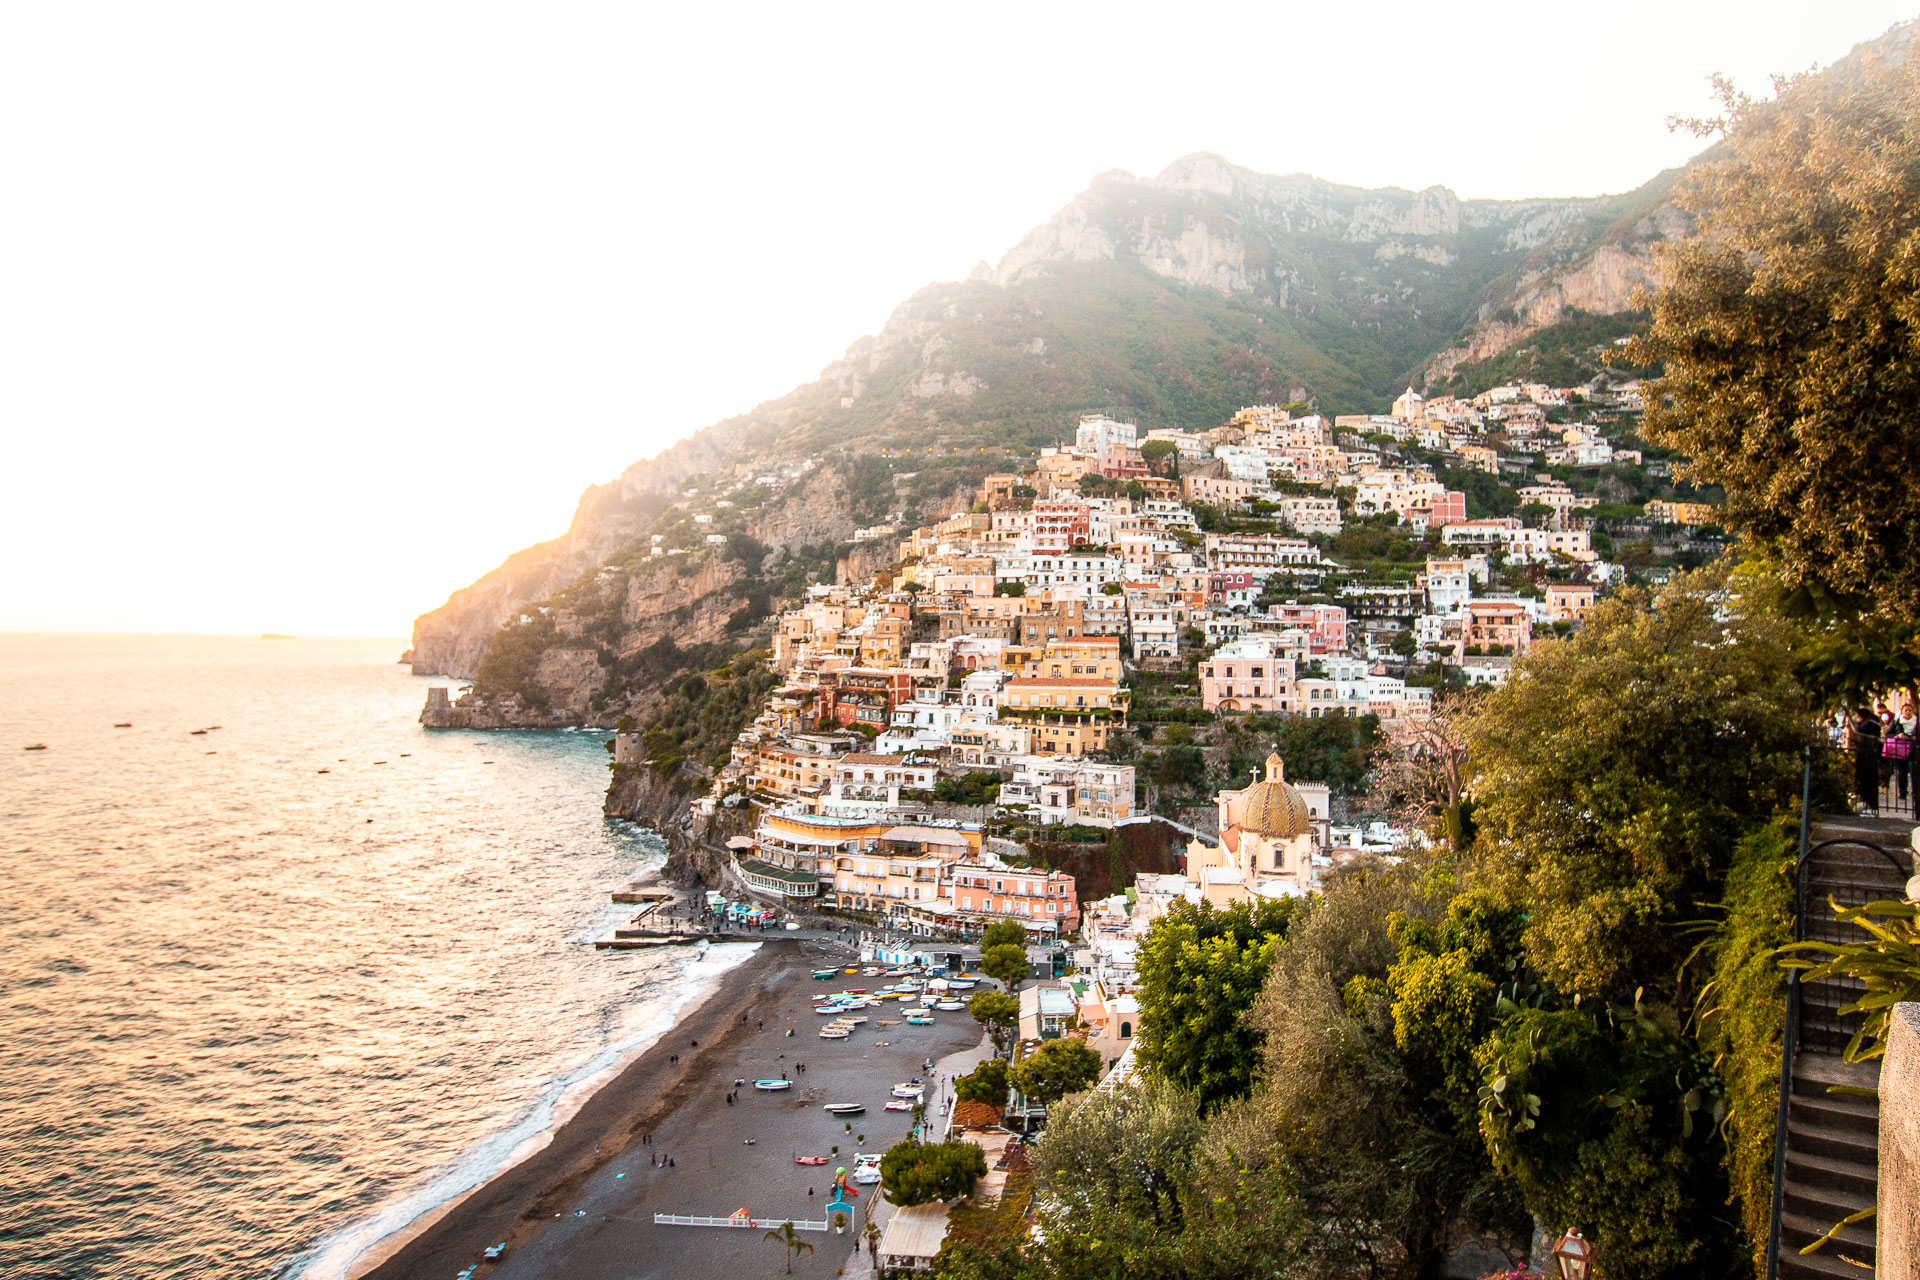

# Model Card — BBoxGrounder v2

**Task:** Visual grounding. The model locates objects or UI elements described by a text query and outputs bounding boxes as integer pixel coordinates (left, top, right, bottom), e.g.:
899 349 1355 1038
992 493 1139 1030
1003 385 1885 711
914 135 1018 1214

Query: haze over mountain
408 147 1680 694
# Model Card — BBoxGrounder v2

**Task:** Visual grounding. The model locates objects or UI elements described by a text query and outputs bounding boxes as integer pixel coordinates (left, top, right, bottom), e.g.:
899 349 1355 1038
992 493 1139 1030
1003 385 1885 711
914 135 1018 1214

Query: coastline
330 938 789 1280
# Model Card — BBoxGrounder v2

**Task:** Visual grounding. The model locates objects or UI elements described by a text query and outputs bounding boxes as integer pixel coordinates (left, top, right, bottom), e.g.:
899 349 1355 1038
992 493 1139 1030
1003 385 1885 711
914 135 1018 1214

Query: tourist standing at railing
1886 720 1914 806
1851 708 1884 814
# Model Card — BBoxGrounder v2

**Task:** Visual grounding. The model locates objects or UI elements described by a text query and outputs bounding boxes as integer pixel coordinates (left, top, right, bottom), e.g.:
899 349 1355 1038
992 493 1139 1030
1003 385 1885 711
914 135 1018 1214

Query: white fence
653 1213 839 1232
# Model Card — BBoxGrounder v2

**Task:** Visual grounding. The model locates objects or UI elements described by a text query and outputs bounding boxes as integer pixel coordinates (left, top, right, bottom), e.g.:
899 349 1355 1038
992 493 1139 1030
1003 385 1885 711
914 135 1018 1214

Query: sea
0 634 759 1280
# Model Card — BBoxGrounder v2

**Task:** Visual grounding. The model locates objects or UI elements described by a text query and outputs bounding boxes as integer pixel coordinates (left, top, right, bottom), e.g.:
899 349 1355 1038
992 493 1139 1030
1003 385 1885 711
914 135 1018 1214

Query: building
946 861 1080 932
1018 984 1078 1041
1464 599 1534 654
1184 753 1330 902
1645 499 1718 526
1001 757 1136 827
1544 582 1597 624
1276 494 1343 535
830 753 938 802
1200 636 1296 713
1000 677 1128 756
1203 533 1322 576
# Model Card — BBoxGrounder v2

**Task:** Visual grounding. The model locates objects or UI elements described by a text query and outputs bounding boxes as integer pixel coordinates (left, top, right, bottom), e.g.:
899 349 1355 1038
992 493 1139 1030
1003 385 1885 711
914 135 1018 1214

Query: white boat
815 1004 849 1015
945 979 975 990
754 1079 792 1091
839 1016 869 1025
823 1102 865 1115
884 1099 914 1111
853 1161 882 1183
935 1001 965 1011
905 1015 934 1025
819 1028 850 1039
891 1083 924 1098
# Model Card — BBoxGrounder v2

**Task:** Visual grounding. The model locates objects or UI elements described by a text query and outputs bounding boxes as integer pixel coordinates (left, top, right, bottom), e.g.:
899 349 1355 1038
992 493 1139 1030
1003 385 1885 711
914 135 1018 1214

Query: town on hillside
613 381 1722 968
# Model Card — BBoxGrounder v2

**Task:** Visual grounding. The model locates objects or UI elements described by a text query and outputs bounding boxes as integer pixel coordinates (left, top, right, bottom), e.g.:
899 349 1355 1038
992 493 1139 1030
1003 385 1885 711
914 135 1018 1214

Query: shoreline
338 937 801 1280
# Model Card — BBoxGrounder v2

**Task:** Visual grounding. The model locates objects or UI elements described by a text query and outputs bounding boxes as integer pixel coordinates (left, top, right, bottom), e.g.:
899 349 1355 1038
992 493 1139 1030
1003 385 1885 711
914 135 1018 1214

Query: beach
354 938 988 1280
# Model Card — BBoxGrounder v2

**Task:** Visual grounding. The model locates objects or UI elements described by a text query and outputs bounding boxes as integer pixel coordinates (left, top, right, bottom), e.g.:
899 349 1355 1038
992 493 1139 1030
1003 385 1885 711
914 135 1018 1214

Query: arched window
1120 1021 1132 1038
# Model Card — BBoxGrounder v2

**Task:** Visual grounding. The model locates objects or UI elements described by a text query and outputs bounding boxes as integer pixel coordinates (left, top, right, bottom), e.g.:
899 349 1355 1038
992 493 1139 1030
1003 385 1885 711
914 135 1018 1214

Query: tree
1462 566 1816 1001
968 989 1020 1044
981 943 1029 990
1245 867 1527 1280
980 919 1028 950
1630 52 1920 616
762 1221 815 1274
880 1138 987 1206
1134 898 1297 1111
1009 1037 1102 1106
1367 690 1473 843
955 1055 1011 1105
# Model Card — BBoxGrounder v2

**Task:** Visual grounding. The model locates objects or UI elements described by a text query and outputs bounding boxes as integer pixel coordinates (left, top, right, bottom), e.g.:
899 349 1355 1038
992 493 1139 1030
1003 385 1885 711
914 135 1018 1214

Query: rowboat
935 1001 965 1011
891 1083 924 1098
823 1103 865 1115
884 1100 914 1111
905 1015 933 1025
796 1155 828 1166
945 979 975 990
839 1016 869 1026
819 1028 850 1039
754 1079 792 1091
812 969 838 980
816 1004 849 1014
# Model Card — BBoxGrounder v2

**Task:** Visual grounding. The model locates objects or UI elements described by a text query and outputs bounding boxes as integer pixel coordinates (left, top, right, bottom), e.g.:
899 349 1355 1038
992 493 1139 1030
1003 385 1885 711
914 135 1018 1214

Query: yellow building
1644 499 1717 527
1000 677 1128 756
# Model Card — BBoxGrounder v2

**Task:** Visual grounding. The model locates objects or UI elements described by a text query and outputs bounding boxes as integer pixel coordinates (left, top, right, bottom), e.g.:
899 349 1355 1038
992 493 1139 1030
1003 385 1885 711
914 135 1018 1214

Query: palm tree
763 1220 815 1274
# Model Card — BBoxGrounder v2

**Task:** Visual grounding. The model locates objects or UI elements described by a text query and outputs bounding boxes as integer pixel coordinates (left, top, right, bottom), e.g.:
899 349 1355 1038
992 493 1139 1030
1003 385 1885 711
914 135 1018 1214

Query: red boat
796 1155 828 1166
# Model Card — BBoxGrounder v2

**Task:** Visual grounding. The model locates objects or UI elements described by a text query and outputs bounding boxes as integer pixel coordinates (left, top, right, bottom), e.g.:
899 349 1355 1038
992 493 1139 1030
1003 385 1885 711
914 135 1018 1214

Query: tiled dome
1234 753 1313 838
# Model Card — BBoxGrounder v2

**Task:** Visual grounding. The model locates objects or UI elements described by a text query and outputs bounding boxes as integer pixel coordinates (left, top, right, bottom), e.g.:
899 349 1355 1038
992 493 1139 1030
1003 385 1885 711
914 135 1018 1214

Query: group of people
1842 699 1917 811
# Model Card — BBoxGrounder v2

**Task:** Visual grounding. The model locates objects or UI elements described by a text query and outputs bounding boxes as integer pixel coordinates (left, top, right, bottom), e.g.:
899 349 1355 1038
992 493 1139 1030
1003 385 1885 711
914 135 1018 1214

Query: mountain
407 153 1684 705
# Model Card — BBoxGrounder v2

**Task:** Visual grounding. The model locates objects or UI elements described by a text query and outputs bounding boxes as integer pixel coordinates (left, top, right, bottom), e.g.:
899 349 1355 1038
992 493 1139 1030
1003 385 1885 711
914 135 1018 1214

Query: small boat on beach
945 979 975 990
891 1083 924 1098
819 1028 849 1039
812 969 839 979
905 1014 933 1025
935 1001 965 1011
796 1155 828 1166
816 1003 848 1014
839 1016 868 1025
884 1100 915 1111
823 1102 865 1115
754 1079 792 1091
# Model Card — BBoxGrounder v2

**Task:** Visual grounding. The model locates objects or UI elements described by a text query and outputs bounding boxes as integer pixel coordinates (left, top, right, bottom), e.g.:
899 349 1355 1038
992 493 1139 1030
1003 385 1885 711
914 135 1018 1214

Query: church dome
1231 753 1314 838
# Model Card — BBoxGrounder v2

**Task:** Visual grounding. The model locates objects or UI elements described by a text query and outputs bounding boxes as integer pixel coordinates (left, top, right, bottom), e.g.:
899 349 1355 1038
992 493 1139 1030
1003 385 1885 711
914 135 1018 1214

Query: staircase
1772 816 1914 1280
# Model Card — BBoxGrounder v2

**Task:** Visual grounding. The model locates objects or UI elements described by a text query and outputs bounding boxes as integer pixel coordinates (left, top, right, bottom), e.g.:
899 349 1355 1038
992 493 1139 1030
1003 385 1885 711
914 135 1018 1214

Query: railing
1820 737 1918 821
1764 746 1916 1280
654 1213 836 1231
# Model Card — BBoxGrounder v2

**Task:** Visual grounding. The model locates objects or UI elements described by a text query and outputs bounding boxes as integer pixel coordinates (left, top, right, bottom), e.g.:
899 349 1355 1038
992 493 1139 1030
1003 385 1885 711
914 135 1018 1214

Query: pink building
1263 602 1348 654
1464 601 1533 654
946 862 1080 932
1030 500 1091 552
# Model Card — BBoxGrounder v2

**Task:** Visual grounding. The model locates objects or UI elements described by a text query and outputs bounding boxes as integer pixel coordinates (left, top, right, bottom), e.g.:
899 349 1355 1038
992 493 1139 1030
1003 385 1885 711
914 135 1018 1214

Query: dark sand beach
357 938 986 1279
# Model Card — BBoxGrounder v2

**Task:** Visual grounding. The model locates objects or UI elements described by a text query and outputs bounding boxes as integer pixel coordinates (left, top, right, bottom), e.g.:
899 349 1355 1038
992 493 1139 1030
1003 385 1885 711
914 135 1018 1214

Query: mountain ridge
406 150 1685 685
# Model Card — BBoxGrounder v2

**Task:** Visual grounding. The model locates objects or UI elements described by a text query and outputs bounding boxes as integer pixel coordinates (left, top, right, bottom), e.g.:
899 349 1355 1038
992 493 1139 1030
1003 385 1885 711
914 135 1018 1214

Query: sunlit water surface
0 635 725 1279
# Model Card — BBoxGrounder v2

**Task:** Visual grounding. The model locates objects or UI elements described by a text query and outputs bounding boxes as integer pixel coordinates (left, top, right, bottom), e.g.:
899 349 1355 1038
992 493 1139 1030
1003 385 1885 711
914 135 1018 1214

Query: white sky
2 1 1910 637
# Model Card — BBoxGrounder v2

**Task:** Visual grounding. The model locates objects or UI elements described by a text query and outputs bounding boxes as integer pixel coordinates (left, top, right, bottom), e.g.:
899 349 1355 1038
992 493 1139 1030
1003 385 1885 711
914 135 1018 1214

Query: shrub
880 1139 987 1206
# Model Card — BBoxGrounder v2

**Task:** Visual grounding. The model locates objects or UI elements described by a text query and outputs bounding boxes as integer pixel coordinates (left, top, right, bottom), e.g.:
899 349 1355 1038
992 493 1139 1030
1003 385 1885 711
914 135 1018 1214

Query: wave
287 940 764 1280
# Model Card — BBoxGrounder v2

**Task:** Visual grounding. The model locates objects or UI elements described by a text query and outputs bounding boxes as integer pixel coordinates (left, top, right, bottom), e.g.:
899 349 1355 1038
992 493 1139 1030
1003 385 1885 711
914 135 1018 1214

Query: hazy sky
3 2 1910 637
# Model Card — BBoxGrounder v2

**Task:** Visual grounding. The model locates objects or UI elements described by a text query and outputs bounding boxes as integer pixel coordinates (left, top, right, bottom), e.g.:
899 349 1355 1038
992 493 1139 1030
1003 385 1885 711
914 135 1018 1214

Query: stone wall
1882 1002 1920 1275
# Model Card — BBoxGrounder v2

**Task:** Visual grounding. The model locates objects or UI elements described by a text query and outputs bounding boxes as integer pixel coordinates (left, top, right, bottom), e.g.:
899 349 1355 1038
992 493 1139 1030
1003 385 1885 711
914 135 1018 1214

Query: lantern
1552 1228 1593 1280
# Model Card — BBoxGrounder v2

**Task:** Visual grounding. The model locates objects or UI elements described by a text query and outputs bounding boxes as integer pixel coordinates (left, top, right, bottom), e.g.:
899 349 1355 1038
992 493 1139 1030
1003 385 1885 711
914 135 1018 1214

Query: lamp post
1551 1228 1592 1280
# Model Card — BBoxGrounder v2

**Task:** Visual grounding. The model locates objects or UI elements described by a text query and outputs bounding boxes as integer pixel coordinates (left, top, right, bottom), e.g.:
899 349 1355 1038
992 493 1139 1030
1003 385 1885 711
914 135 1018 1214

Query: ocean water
0 634 744 1279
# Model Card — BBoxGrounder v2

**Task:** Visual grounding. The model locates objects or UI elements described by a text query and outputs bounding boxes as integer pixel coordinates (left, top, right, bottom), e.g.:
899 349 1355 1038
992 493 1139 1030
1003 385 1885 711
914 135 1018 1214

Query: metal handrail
1765 747 1913 1280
